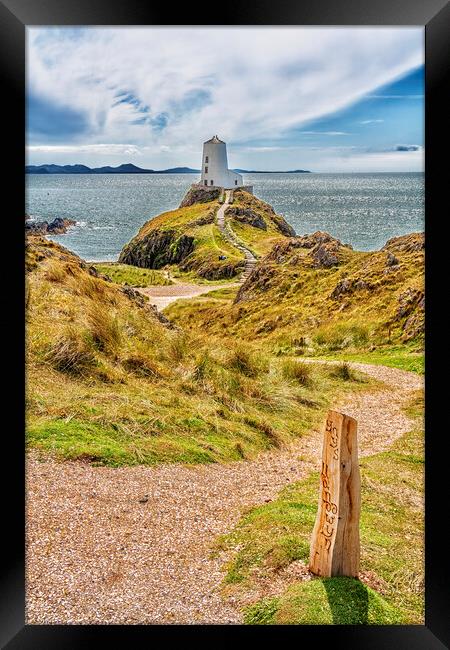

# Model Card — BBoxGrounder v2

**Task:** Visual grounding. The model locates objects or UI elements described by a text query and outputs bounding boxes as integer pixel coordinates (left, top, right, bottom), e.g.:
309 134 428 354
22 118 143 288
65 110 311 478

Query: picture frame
1 0 448 646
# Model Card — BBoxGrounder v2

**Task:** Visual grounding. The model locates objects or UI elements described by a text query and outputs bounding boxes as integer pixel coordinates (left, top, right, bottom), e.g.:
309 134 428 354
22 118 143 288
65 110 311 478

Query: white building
200 135 243 189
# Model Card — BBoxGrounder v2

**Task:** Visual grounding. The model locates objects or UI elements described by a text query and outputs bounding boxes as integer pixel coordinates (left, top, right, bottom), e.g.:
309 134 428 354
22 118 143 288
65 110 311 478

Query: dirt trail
26 362 423 625
137 280 238 310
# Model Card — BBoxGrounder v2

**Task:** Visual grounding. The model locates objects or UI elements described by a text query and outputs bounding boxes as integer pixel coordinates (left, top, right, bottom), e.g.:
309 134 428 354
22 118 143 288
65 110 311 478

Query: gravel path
137 281 238 310
26 362 423 625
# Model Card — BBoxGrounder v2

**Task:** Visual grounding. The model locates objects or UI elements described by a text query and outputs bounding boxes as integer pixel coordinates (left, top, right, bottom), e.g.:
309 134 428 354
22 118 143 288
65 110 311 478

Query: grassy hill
166 231 424 371
118 187 295 281
26 236 372 466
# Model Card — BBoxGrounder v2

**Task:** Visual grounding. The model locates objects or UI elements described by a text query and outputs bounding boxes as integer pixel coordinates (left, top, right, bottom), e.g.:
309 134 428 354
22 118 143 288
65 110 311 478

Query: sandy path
26 362 423 625
137 281 238 310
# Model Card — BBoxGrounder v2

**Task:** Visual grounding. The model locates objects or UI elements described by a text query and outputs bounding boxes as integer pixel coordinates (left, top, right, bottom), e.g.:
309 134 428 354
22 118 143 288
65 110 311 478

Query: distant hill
26 163 311 174
233 169 311 174
25 164 201 174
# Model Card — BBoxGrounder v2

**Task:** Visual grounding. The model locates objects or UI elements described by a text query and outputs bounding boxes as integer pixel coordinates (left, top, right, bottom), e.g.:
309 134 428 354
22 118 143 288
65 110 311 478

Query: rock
330 277 371 300
386 251 399 267
225 206 267 230
271 214 296 237
119 230 195 269
330 278 354 300
47 217 76 234
311 241 340 268
382 232 424 254
179 186 221 207
395 287 424 319
234 265 277 303
25 217 76 235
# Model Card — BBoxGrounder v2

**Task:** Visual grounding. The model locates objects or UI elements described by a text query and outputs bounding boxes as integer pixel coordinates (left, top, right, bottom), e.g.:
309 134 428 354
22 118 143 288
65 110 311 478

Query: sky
26 27 424 172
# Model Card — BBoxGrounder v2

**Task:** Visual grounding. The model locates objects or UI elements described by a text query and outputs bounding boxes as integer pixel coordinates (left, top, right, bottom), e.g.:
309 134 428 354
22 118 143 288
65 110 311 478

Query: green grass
313 344 424 374
92 263 172 287
216 395 424 624
244 578 403 625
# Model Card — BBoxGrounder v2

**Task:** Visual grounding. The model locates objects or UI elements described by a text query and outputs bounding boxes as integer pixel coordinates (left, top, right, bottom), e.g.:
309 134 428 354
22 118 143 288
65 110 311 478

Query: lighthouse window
205 156 209 163
235 180 238 185
210 180 214 185
204 180 208 186
205 166 208 173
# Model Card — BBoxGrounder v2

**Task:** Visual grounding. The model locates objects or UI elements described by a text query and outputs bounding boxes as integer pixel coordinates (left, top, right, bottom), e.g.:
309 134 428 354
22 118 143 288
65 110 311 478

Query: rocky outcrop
225 206 267 230
26 217 76 235
234 265 277 303
266 232 348 268
270 214 296 237
330 277 371 300
119 230 195 269
389 287 425 340
179 186 220 207
382 232 424 254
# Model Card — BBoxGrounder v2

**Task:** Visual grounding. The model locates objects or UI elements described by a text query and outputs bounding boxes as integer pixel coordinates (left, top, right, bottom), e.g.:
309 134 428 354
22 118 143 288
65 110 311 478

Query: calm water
26 172 424 261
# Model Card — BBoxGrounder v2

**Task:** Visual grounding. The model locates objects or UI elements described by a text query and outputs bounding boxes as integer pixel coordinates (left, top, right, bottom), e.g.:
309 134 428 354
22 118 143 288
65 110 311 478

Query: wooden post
309 410 361 578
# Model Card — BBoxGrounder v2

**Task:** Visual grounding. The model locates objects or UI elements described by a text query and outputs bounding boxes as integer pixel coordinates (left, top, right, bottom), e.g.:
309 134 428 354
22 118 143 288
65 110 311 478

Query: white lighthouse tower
200 135 243 189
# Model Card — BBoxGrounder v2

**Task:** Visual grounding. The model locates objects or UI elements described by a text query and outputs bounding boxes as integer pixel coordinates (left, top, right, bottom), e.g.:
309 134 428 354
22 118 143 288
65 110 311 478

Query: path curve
137 281 238 311
26 362 423 624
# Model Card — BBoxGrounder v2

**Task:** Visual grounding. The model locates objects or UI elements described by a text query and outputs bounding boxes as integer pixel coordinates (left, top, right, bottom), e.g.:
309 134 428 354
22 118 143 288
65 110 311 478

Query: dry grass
26 238 373 466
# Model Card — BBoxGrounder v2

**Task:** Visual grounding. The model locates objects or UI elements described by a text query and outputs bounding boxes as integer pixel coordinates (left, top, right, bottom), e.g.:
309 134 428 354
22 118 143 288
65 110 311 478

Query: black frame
1 0 448 646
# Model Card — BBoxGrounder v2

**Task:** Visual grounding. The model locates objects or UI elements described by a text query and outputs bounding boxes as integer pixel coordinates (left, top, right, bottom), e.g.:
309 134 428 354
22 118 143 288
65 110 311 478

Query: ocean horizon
26 171 424 262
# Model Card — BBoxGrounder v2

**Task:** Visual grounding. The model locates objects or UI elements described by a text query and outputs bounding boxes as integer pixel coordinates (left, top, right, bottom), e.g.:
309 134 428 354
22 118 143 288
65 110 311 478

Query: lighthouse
200 135 243 189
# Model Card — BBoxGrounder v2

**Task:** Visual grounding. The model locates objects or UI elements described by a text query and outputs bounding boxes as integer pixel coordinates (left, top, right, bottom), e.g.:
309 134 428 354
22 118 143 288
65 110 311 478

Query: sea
25 172 424 262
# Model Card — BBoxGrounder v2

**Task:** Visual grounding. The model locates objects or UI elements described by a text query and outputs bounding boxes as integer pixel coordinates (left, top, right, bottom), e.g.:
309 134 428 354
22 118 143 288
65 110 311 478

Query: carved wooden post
309 410 360 577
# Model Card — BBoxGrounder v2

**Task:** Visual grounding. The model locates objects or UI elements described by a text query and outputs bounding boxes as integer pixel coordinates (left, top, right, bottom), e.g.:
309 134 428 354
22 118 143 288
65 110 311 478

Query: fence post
309 410 361 577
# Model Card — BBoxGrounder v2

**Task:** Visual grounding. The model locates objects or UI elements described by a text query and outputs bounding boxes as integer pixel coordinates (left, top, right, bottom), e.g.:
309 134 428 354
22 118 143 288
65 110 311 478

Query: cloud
27 144 143 156
299 131 352 136
394 144 422 151
360 119 384 124
27 26 423 156
366 94 423 99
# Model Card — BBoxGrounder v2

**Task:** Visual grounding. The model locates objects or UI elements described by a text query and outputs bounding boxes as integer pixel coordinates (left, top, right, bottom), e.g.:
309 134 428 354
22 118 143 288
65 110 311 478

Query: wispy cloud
366 94 424 99
299 131 352 136
27 27 423 151
359 119 384 124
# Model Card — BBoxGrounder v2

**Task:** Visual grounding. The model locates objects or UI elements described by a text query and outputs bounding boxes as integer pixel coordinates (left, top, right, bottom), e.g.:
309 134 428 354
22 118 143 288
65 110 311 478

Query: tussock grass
328 361 357 382
226 346 268 377
281 359 312 386
45 326 96 375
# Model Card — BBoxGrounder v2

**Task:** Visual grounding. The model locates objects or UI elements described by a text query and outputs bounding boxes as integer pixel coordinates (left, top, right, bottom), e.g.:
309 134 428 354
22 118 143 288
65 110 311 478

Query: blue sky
26 27 424 172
